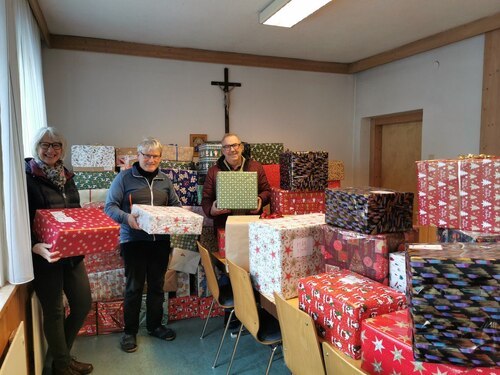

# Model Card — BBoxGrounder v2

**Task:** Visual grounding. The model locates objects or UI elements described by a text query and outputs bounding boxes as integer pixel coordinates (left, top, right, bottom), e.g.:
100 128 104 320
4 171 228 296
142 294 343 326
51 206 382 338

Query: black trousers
121 240 170 334
33 258 92 370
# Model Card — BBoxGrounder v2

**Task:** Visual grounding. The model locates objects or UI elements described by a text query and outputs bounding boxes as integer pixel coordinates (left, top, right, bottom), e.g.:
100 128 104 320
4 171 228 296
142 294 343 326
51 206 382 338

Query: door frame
369 109 423 186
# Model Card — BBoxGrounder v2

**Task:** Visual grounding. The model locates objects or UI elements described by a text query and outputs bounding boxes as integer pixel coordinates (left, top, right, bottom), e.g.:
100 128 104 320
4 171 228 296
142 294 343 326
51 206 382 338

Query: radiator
0 321 28 375
31 292 47 375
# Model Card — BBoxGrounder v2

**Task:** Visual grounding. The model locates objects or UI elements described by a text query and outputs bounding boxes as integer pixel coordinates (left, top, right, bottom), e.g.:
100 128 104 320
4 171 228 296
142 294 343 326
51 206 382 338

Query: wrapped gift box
170 234 198 252
195 264 210 298
88 268 125 302
161 169 198 206
280 151 328 191
74 171 116 190
322 225 418 285
407 243 500 367
361 309 496 374
388 252 407 293
176 271 190 297
417 158 499 233
131 205 203 235
325 187 414 234
199 296 225 319
298 269 407 359
182 205 213 227
78 188 109 206
97 299 125 334
327 180 341 188
198 159 218 175
168 295 199 321
198 143 222 159
249 143 284 165
199 226 218 253
162 144 194 162
159 160 195 170
328 160 345 180
216 171 258 210
115 147 138 170
217 228 226 257
262 164 280 189
270 187 325 215
66 302 97 337
33 208 120 257
84 249 122 274
71 145 115 172
225 215 260 271
437 228 500 243
249 213 326 299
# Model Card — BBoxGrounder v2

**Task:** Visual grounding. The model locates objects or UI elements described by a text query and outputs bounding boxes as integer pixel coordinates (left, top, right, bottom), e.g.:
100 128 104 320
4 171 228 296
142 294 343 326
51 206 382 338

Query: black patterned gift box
161 169 198 206
74 171 117 190
279 151 328 191
249 143 284 164
406 243 500 368
325 187 414 234
437 228 500 243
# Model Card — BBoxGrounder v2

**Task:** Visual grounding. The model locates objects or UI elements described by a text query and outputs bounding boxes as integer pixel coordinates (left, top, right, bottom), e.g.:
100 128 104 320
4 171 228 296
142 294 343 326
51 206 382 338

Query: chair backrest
197 241 220 301
274 292 326 375
226 259 261 338
322 341 368 375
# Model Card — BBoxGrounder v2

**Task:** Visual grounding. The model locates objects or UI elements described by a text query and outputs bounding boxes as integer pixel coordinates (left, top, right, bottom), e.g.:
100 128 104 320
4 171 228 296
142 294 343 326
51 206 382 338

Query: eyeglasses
222 143 242 151
39 142 62 151
139 151 161 160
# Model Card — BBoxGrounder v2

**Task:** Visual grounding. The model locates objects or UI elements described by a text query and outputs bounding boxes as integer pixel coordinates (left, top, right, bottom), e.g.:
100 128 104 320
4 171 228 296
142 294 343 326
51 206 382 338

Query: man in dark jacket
201 133 271 232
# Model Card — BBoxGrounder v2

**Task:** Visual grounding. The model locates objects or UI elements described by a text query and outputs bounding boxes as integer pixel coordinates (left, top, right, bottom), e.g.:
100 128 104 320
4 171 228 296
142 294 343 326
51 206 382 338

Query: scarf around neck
37 159 66 191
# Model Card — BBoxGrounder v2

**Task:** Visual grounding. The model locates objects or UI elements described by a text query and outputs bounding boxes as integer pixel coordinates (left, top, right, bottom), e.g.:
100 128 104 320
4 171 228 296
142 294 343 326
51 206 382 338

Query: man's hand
128 213 141 229
249 197 262 214
210 200 231 216
32 243 62 263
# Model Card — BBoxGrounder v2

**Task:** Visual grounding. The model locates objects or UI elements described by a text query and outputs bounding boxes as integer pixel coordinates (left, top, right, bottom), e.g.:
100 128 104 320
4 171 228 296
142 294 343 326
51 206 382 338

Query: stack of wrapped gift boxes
249 142 284 189
327 160 345 188
270 150 329 215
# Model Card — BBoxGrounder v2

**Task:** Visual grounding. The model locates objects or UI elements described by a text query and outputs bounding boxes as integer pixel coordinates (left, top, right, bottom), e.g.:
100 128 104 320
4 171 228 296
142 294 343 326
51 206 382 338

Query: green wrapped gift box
216 171 258 210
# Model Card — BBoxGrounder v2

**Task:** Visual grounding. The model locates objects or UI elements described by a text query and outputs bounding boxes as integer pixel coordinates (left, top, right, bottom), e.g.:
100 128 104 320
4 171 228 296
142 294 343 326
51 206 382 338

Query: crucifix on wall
211 67 241 133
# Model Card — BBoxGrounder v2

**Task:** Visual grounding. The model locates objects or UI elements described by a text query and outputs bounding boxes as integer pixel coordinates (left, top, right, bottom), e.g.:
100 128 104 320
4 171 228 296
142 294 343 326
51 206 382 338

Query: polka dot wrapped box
216 171 258 210
33 208 120 258
131 205 203 235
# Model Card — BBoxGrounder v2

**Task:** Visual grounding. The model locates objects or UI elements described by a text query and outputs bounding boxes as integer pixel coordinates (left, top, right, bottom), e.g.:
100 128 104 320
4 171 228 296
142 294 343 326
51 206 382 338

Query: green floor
44 316 290 375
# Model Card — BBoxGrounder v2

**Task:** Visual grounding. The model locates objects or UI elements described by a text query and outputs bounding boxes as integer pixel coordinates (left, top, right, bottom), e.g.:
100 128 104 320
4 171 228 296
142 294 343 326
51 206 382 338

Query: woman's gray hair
137 137 163 155
31 126 68 160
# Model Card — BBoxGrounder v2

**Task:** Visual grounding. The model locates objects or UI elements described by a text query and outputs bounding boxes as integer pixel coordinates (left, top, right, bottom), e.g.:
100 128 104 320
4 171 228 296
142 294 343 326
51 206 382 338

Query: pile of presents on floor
38 142 498 373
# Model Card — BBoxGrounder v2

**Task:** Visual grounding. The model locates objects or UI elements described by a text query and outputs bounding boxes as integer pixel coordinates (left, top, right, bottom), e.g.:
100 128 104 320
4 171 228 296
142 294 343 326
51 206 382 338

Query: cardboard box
33 208 119 258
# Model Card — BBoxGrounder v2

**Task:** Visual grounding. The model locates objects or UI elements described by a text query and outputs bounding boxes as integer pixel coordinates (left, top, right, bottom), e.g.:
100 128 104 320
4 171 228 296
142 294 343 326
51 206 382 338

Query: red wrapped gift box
270 187 325 215
66 302 97 337
361 309 499 374
198 296 225 319
33 208 119 257
217 228 226 257
298 269 407 359
96 299 124 334
168 296 199 321
262 164 280 188
84 249 122 274
417 158 499 233
321 225 418 285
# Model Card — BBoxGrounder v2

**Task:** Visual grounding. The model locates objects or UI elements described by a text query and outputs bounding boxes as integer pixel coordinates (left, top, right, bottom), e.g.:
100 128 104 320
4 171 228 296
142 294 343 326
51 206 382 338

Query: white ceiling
37 0 500 63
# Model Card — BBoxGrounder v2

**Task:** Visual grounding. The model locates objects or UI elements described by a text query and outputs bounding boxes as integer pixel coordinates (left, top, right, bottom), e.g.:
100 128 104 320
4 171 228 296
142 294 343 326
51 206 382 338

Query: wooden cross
211 67 241 133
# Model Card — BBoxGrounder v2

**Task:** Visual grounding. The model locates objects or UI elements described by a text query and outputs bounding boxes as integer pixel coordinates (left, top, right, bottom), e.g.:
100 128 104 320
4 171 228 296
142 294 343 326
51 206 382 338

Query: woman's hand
210 200 231 216
32 243 62 263
127 213 141 229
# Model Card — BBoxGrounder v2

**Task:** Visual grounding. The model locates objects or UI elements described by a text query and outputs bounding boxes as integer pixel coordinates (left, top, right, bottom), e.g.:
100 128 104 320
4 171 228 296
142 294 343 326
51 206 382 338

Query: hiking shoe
120 334 137 353
149 325 176 341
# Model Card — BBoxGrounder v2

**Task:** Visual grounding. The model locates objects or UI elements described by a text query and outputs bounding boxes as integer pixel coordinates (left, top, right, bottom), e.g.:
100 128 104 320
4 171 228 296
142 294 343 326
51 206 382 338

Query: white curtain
0 0 40 285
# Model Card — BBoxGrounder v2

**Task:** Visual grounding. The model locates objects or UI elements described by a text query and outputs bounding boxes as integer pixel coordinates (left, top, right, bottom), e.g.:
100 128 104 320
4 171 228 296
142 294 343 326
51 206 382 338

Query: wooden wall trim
348 11 500 73
480 29 500 155
27 0 51 47
49 35 350 74
371 110 423 126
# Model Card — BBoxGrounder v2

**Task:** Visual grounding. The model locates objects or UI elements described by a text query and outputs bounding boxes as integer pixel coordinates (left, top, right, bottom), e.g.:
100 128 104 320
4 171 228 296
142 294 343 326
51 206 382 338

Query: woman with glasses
25 127 93 375
105 137 182 354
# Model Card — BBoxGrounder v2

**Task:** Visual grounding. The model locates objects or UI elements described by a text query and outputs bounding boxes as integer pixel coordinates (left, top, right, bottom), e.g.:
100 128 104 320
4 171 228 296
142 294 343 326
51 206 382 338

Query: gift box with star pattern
33 208 120 258
416 157 499 233
361 309 495 374
249 213 326 299
322 225 418 285
131 205 203 235
298 269 407 359
216 171 258 210
406 243 500 367
270 187 325 215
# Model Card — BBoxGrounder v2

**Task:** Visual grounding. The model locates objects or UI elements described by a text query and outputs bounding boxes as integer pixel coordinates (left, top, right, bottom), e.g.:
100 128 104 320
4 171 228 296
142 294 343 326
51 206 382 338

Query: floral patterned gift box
33 208 120 258
131 205 203 235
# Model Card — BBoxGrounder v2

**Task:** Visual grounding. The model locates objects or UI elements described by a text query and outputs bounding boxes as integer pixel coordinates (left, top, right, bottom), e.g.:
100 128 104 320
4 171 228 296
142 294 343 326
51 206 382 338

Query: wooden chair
226 259 282 375
197 241 234 368
322 341 369 375
274 292 326 375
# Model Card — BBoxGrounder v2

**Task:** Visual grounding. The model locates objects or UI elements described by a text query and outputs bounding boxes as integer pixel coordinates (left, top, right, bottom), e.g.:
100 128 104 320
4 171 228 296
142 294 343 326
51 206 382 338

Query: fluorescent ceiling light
259 0 332 28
